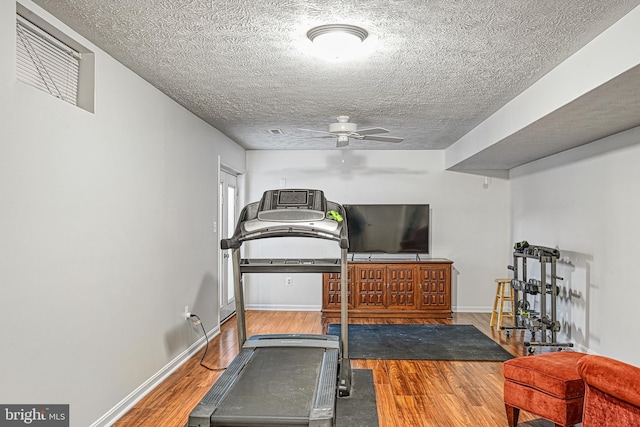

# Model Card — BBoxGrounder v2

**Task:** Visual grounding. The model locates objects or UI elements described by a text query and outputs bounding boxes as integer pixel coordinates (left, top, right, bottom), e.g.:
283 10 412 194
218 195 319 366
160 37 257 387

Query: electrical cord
189 314 227 371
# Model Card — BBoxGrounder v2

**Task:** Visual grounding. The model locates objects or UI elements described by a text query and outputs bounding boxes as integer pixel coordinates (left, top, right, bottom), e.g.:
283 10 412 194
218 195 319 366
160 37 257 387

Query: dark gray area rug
336 369 379 427
328 324 514 361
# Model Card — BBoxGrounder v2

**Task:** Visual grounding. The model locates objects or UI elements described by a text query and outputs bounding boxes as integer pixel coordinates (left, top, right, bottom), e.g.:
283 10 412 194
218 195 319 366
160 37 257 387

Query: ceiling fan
299 116 404 147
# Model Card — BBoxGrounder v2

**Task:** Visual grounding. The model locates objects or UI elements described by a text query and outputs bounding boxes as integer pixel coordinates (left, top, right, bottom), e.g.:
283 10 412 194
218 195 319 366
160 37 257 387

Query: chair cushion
503 351 586 399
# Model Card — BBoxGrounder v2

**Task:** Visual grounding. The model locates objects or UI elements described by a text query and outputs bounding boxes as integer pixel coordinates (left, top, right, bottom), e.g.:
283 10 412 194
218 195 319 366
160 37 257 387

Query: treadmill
187 189 351 427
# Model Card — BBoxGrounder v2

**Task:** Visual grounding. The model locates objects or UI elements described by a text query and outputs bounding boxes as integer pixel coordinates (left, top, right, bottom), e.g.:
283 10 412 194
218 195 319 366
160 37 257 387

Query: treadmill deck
187 335 339 427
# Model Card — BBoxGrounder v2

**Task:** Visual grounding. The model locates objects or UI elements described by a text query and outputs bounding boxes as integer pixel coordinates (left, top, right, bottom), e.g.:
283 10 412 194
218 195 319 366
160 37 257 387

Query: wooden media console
322 259 453 319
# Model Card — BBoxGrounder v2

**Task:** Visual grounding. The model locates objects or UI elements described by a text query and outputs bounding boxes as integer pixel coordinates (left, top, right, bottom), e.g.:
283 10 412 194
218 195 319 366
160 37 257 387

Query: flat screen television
344 204 430 254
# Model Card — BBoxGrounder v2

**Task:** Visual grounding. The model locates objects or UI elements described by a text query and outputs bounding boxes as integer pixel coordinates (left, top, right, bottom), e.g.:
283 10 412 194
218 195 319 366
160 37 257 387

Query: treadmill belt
212 347 325 425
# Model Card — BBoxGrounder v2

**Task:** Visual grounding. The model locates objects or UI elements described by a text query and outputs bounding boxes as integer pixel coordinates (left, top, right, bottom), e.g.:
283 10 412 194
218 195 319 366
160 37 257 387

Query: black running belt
188 335 339 427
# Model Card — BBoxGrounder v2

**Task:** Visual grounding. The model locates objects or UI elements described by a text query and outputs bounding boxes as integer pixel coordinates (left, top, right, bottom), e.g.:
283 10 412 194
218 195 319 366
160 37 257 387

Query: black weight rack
501 243 573 353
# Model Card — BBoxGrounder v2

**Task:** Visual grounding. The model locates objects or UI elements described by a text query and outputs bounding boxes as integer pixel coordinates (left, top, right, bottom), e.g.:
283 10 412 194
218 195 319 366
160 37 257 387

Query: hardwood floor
114 311 560 427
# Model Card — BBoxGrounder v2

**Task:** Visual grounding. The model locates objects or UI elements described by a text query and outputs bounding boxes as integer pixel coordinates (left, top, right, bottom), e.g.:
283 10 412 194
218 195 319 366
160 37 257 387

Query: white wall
510 126 640 366
244 150 511 312
0 2 245 426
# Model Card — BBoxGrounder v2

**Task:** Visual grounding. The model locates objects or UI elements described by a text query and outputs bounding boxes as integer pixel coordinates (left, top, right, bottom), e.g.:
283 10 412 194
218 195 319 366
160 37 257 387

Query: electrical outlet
285 277 293 287
184 305 190 320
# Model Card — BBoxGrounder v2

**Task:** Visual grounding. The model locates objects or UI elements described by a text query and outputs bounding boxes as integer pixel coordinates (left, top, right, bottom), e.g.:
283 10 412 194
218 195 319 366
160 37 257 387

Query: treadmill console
257 189 326 222
221 188 348 249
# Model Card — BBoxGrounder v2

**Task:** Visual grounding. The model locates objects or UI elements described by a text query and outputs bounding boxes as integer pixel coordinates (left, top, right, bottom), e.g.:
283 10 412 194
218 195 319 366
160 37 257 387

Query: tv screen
344 204 430 254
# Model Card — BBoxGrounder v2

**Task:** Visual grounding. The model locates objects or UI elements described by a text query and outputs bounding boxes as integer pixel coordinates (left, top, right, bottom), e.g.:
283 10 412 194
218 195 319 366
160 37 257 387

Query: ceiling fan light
336 135 350 147
307 24 369 60
329 122 357 133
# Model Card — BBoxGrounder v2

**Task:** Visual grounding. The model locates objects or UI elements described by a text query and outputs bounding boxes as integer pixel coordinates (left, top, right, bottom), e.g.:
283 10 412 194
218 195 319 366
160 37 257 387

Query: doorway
219 169 239 322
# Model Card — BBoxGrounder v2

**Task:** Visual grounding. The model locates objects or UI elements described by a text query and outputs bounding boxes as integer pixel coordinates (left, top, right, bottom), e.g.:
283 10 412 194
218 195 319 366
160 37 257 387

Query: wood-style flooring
114 311 560 427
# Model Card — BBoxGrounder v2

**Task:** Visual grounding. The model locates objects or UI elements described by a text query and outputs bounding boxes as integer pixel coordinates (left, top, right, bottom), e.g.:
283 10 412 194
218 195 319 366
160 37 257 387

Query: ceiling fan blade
354 127 389 136
306 135 336 140
361 135 404 143
298 128 333 135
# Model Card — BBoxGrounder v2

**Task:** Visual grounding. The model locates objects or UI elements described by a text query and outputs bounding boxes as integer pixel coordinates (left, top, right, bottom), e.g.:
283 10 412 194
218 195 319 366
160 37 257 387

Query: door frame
218 159 243 324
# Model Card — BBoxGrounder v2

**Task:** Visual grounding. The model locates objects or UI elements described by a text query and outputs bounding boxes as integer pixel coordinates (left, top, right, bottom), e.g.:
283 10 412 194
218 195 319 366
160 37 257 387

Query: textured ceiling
33 0 640 159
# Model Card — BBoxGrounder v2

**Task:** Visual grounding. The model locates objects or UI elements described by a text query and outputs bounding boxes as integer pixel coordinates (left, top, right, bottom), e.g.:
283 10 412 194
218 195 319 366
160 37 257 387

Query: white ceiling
32 0 640 170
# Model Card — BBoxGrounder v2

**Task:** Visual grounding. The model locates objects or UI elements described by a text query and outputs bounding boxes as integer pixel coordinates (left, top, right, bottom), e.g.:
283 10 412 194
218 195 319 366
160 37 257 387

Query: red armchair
577 354 640 426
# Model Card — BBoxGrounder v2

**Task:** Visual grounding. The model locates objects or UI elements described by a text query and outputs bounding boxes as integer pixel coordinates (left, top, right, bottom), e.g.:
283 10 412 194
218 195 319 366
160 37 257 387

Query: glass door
220 170 239 322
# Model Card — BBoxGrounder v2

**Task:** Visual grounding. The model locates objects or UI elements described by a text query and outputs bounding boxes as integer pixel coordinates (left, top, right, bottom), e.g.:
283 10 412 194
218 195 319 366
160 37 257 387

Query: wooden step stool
490 278 514 330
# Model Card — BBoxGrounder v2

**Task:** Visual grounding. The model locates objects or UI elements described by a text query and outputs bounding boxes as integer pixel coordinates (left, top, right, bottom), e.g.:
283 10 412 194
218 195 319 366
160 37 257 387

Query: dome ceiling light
306 24 370 60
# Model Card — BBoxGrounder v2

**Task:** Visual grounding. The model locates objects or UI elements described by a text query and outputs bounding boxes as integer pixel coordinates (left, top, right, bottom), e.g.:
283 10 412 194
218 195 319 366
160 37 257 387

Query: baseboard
245 304 321 311
245 305 492 313
89 325 220 427
454 306 492 313
569 342 594 354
